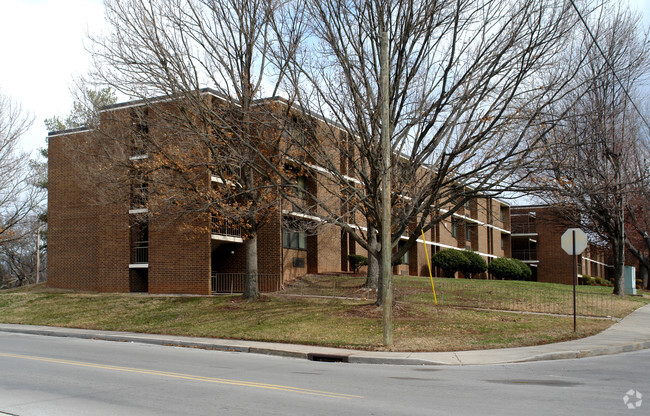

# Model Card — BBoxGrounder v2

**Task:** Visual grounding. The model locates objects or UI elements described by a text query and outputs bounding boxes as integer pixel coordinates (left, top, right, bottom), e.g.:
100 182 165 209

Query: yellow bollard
421 229 438 305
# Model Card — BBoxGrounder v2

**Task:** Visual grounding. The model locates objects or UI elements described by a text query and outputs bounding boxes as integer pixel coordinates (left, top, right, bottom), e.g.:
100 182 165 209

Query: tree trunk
612 240 625 296
243 230 259 300
376 259 383 306
365 226 379 289
640 264 648 290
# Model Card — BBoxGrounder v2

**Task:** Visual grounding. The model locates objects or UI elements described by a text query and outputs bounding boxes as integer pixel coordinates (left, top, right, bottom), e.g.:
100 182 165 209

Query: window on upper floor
283 227 306 250
130 175 148 208
283 166 307 200
130 108 149 159
451 221 458 238
500 206 508 222
293 175 306 199
398 241 409 265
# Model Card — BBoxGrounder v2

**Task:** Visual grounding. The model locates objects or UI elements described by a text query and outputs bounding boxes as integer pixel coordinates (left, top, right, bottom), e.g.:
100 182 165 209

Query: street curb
1 324 649 366
347 356 446 365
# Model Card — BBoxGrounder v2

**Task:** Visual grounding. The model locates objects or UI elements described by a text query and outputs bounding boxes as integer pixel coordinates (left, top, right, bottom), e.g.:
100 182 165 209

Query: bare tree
88 0 304 299
0 213 45 288
277 0 585 302
0 90 44 246
530 4 650 295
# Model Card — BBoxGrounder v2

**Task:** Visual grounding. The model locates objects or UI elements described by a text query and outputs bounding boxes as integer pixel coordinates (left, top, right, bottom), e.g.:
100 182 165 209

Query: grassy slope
1 278 647 352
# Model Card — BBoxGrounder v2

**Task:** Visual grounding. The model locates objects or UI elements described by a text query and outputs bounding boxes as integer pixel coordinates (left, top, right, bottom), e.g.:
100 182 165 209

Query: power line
568 0 650 132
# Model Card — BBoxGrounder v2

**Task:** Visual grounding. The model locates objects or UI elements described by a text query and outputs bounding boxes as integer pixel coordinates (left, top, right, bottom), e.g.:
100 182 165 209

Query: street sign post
561 228 588 255
561 228 588 332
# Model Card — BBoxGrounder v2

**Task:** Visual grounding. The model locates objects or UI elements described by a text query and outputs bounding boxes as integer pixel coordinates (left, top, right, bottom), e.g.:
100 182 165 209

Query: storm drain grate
307 353 349 363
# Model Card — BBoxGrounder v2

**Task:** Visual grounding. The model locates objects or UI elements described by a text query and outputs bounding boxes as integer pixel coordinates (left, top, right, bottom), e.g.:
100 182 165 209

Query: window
130 109 149 158
284 169 307 199
398 241 409 265
294 176 306 198
500 206 508 222
465 199 471 210
283 228 306 249
501 234 506 250
131 179 148 208
286 116 308 146
451 221 457 238
465 225 472 242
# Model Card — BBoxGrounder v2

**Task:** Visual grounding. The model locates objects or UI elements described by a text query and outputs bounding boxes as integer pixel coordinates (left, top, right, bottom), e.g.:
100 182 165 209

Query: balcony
130 192 148 210
129 138 148 160
511 223 537 234
130 241 148 266
211 216 244 243
512 249 538 262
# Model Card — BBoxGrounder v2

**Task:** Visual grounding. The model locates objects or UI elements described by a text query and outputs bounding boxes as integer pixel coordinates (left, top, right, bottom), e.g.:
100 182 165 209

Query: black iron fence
211 272 282 294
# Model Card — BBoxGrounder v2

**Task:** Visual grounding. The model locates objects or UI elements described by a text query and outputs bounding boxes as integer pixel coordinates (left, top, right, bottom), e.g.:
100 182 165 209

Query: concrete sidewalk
1 304 649 366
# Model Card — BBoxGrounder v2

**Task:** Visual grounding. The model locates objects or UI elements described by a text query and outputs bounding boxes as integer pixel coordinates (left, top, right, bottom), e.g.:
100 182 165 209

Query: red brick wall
48 130 130 292
512 206 575 285
148 213 211 294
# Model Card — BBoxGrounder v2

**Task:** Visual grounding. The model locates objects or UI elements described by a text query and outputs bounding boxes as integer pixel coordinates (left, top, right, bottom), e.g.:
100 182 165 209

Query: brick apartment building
511 205 610 285
48 91 512 295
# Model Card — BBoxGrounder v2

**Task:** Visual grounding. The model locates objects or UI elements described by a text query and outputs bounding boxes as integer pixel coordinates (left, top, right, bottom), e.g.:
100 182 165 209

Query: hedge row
351 249 532 281
431 248 532 280
487 257 532 281
430 249 487 278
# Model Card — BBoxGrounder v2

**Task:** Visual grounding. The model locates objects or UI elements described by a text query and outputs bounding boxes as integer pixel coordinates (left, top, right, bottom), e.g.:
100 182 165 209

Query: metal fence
408 278 613 318
280 276 615 318
211 273 282 294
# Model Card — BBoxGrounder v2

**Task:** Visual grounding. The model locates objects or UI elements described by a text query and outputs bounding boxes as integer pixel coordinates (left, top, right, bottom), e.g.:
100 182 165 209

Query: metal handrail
511 223 537 234
132 241 148 264
512 249 537 261
211 216 243 237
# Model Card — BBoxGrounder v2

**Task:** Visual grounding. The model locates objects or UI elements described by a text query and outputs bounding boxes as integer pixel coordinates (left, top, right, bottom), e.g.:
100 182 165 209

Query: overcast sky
1 0 649 156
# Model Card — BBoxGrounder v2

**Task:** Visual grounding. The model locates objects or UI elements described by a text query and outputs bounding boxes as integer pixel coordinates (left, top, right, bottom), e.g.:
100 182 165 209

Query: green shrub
578 275 611 287
459 250 487 279
579 275 594 285
431 249 469 278
512 258 532 281
488 257 518 280
594 276 613 287
488 257 531 280
348 254 368 274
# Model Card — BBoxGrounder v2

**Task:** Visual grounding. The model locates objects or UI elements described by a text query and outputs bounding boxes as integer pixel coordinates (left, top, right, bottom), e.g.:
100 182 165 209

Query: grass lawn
0 277 646 352
287 275 647 318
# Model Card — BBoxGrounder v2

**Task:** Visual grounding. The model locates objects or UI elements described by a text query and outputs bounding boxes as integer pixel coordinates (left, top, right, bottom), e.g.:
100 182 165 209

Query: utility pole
572 229 576 332
35 223 42 284
380 30 393 347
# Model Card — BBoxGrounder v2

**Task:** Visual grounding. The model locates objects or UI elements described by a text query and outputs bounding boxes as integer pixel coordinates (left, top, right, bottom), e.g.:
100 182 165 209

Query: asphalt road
0 332 647 415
